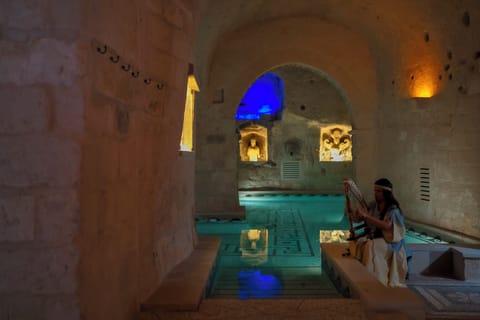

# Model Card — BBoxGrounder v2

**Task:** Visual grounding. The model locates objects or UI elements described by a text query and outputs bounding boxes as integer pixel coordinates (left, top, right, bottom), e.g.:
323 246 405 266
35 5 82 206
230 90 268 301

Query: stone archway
196 16 378 216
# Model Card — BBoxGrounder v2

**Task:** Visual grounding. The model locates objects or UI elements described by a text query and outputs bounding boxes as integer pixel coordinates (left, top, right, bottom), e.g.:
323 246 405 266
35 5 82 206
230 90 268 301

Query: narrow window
180 64 199 151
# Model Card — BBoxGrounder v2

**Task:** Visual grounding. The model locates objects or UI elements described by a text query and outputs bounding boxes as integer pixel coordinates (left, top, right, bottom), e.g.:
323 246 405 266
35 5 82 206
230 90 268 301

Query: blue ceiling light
235 72 284 121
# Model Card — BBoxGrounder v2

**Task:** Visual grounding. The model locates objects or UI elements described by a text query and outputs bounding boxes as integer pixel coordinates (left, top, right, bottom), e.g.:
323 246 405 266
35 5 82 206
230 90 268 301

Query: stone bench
140 236 221 312
321 243 425 319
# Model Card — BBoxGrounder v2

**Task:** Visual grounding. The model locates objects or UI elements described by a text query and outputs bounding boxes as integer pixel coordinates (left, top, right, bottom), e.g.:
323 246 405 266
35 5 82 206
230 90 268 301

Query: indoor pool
196 193 446 299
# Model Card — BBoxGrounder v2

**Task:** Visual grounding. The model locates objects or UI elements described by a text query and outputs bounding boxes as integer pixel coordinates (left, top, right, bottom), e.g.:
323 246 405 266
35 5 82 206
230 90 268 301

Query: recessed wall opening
235 72 285 121
180 64 199 152
239 124 268 162
236 64 354 193
319 125 352 162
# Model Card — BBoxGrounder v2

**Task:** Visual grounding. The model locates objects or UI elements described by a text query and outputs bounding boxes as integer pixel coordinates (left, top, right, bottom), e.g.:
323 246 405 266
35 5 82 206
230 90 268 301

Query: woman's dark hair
375 178 402 218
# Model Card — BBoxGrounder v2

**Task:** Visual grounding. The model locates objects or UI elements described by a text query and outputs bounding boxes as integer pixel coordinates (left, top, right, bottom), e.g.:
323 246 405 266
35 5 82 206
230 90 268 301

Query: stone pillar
0 1 83 318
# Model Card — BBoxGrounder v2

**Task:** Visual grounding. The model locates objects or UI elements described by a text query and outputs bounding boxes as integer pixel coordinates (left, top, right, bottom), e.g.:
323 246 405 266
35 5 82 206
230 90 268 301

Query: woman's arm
356 208 393 230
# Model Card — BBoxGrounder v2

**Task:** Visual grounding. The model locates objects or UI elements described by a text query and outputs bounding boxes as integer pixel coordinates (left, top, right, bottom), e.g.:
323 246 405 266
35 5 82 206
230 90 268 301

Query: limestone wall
375 3 480 240
79 0 198 319
0 0 199 319
0 0 83 318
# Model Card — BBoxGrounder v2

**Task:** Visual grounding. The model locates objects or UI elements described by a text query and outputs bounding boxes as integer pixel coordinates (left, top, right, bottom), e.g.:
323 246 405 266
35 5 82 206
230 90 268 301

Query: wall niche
239 124 268 162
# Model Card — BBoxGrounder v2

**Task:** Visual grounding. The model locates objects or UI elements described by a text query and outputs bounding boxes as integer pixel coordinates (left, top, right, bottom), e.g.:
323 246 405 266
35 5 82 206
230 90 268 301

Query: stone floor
139 298 370 320
408 274 480 319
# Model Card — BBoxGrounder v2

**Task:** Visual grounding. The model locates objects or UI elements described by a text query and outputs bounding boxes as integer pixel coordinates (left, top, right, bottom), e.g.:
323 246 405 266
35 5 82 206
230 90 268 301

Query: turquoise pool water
196 193 445 299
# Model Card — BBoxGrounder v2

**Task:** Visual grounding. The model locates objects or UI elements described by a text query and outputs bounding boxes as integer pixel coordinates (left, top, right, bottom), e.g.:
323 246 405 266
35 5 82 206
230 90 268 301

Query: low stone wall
321 243 425 319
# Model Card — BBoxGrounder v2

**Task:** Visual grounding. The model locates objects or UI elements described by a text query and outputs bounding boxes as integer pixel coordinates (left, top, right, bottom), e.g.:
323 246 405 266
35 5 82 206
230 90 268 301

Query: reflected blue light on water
238 270 283 299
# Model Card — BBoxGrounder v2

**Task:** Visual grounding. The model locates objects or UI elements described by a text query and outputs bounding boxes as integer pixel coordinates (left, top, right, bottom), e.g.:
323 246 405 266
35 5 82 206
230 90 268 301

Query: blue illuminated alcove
235 72 285 120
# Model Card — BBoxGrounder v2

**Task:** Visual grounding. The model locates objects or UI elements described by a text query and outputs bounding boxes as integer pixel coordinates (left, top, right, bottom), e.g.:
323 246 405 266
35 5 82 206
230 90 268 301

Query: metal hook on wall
97 45 107 54
92 39 107 55
91 38 169 93
110 54 120 63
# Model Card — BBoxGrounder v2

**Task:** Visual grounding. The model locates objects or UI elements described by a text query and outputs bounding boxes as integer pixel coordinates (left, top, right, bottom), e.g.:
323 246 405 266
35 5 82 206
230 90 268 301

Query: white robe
354 206 408 287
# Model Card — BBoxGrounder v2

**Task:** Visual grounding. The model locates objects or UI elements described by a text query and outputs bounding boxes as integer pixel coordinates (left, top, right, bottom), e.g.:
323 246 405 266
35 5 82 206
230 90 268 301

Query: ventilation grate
282 161 301 180
419 167 430 202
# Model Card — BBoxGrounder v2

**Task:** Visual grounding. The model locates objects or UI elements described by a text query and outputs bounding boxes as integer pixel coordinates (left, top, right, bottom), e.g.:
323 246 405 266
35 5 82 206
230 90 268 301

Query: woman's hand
355 209 368 220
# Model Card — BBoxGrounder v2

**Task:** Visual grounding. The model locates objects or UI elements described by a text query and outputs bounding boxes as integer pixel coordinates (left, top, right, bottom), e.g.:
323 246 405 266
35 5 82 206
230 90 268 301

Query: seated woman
348 178 408 287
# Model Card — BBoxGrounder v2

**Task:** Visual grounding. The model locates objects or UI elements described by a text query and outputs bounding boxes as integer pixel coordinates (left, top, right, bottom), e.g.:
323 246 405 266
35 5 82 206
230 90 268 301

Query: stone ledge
140 236 221 312
407 243 480 281
321 243 425 320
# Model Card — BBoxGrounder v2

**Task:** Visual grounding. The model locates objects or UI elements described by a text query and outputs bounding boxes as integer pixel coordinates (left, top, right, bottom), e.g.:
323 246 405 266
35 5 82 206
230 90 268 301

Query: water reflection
237 270 283 299
240 229 268 265
238 229 282 298
319 229 350 243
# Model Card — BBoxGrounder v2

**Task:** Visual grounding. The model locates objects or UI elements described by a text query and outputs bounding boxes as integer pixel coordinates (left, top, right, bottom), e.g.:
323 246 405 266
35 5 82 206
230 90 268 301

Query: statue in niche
320 126 352 162
238 124 268 162
247 138 261 161
240 229 268 265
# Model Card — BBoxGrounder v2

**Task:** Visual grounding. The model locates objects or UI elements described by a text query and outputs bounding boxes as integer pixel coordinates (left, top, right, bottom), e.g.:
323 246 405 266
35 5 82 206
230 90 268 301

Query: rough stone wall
375 3 480 240
238 65 353 192
0 0 198 319
79 0 198 319
0 0 83 319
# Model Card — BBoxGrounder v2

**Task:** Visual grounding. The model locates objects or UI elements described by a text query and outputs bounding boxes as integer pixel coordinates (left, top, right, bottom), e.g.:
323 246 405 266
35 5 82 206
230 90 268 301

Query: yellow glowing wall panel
319 125 352 162
180 75 199 151
239 125 268 162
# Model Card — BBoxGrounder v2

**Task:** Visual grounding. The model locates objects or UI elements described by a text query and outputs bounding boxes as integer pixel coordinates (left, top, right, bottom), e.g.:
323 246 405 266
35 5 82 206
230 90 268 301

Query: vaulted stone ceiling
195 0 477 90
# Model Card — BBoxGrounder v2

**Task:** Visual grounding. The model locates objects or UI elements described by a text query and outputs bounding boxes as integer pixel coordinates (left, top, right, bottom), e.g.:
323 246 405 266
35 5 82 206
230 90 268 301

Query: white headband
375 184 392 191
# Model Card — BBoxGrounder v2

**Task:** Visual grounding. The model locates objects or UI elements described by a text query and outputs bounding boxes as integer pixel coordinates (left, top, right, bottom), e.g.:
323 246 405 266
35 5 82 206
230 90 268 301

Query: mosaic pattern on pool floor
217 207 315 257
197 204 342 298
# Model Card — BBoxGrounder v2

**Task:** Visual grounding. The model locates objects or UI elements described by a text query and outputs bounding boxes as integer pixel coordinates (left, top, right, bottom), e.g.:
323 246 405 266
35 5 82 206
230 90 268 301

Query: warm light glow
240 229 268 265
319 230 349 243
319 125 352 162
410 68 436 98
247 229 261 241
239 124 268 162
180 74 199 151
407 56 443 98
415 87 434 98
